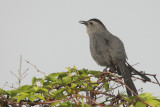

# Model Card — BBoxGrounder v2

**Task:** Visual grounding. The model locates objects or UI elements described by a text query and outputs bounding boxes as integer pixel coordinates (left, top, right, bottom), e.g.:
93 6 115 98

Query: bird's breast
89 35 111 66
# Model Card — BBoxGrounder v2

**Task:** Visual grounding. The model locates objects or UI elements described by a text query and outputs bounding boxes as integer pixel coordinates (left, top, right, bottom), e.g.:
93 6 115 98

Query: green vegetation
0 67 160 107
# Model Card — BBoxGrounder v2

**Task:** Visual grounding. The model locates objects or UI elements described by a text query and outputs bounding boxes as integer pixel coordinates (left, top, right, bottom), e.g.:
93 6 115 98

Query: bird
79 18 151 96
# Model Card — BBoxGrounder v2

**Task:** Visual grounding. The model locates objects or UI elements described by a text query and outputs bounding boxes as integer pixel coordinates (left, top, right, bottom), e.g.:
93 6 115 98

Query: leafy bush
0 67 159 107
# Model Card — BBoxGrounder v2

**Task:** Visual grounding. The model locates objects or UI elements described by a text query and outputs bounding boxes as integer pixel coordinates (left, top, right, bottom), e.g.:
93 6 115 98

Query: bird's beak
79 20 87 25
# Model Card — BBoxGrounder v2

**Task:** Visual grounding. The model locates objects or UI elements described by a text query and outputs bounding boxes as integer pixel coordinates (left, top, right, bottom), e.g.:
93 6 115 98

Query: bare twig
105 70 152 107
152 74 160 86
21 68 29 77
87 80 91 105
94 91 116 98
78 95 104 107
109 84 122 91
132 76 160 86
25 60 46 76
131 62 140 66
86 80 89 104
10 55 29 87
10 71 18 79
18 55 22 87
8 98 70 105
2 82 17 89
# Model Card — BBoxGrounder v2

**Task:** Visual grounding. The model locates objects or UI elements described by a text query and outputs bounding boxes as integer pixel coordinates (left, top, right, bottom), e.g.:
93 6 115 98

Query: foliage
0 67 159 107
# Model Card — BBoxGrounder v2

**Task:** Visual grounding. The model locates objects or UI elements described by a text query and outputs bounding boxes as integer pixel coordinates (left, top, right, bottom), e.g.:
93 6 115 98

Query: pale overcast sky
0 0 160 96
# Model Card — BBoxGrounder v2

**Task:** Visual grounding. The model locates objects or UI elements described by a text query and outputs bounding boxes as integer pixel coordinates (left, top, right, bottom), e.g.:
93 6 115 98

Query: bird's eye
90 22 93 25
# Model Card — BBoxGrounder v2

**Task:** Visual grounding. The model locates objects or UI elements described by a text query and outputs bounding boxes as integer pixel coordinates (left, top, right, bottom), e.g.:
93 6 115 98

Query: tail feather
117 62 138 96
127 62 151 82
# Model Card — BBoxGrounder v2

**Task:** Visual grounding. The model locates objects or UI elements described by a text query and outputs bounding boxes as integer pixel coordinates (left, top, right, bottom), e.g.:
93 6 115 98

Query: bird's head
79 18 106 35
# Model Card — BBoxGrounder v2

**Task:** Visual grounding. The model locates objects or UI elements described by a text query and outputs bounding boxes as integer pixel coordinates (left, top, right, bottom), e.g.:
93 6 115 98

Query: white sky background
0 0 160 96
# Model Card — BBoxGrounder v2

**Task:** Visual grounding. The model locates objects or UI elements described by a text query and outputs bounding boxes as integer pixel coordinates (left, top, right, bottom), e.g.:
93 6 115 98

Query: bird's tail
126 62 151 82
117 62 138 96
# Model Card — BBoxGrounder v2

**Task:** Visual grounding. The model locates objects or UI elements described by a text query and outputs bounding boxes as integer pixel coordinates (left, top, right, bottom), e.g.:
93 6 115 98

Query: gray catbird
79 18 150 96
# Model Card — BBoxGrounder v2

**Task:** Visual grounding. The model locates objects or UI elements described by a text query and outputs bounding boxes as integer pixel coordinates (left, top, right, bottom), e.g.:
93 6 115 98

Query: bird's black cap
89 18 106 28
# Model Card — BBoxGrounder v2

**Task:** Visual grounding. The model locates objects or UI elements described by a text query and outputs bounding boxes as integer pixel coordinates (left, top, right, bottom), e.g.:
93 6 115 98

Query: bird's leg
103 67 108 72
101 66 116 79
98 67 109 81
117 67 122 75
109 66 117 74
101 67 109 77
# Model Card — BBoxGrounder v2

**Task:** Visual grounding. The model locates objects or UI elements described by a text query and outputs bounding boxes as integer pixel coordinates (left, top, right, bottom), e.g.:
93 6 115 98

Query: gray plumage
79 18 150 96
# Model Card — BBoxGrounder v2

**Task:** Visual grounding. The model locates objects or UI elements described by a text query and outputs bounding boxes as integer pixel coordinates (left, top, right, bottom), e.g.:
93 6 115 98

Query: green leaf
139 93 152 101
79 68 88 75
55 79 63 85
37 78 44 85
62 76 71 84
87 70 101 75
81 97 84 107
71 83 77 88
84 83 87 88
0 88 8 95
135 102 147 107
33 87 39 91
7 89 18 97
44 84 53 89
59 72 68 78
76 80 85 85
146 100 160 106
123 96 137 101
142 93 156 101
81 73 88 77
72 76 79 81
76 88 86 91
25 87 35 93
54 95 67 100
45 73 60 82
89 86 93 90
38 87 48 93
52 88 65 95
67 87 72 94
59 102 68 107
28 94 36 102
32 77 37 85
48 73 60 78
104 82 109 92
83 103 91 107
83 83 93 90
90 81 98 87
34 94 46 101
16 92 29 102
51 102 59 106
18 85 31 92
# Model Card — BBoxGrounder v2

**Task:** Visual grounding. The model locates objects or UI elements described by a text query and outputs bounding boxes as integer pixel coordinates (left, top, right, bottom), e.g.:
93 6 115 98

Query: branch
105 70 152 107
8 98 70 105
78 95 104 107
25 60 46 76
132 76 160 86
